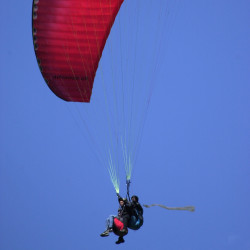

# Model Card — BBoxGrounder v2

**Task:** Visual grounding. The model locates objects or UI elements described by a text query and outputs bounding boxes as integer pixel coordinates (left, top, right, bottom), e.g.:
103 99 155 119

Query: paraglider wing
32 0 124 102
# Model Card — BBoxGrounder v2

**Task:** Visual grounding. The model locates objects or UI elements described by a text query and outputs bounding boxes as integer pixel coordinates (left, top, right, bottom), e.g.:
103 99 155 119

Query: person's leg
106 215 115 230
100 215 115 237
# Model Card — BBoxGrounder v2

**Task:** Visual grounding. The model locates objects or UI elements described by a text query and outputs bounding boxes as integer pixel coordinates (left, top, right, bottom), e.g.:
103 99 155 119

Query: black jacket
117 200 131 218
130 201 143 219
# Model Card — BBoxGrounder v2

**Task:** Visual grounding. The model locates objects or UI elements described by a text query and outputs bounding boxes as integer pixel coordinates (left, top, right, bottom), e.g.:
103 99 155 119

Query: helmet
131 195 139 202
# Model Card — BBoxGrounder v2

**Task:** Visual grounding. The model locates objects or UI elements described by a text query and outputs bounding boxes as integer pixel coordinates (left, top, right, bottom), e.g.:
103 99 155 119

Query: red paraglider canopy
32 0 124 102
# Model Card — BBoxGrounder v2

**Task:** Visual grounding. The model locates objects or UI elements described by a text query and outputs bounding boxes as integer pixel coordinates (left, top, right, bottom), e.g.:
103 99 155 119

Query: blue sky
1 1 250 250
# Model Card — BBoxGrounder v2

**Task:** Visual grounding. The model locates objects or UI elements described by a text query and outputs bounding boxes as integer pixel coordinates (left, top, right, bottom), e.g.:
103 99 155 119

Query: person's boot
100 229 109 237
115 236 125 244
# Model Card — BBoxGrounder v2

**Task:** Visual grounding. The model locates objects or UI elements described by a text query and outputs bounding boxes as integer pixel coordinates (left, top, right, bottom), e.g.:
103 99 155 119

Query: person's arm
116 193 122 200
